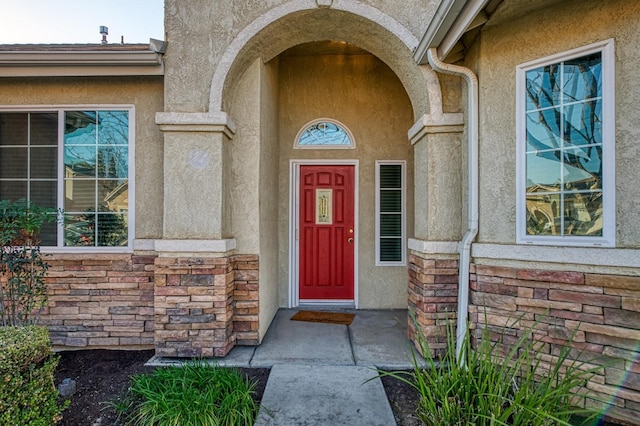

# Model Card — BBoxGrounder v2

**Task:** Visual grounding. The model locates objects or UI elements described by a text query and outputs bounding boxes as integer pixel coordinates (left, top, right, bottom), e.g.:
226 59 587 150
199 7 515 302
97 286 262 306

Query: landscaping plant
0 199 57 326
0 200 66 424
0 326 68 425
114 361 258 426
386 312 603 425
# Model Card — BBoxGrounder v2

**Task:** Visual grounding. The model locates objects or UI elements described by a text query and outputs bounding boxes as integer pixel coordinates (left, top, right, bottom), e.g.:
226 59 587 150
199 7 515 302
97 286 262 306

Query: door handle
348 237 354 244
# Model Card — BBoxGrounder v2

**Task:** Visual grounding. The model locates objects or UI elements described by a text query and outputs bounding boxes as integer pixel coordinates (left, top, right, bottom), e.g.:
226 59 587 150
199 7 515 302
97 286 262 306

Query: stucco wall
413 131 463 241
0 76 164 240
227 58 280 339
277 52 414 309
258 59 281 338
163 0 439 116
229 60 262 252
473 0 640 248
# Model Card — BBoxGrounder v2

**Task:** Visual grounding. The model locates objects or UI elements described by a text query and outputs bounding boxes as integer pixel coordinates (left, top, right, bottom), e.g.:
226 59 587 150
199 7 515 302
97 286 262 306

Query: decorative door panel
299 165 355 300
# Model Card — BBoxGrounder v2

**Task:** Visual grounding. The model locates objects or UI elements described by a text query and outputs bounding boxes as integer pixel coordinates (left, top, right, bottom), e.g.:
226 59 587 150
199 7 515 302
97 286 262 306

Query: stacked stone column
407 112 464 357
154 256 235 357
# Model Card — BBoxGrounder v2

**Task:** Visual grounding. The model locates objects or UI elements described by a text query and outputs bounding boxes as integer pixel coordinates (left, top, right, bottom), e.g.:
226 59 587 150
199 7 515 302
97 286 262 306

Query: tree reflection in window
524 52 603 237
63 111 129 246
296 120 354 148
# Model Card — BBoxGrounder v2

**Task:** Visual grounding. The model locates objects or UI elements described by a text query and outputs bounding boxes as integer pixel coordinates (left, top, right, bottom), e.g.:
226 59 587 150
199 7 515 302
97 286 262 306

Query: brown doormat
290 310 355 325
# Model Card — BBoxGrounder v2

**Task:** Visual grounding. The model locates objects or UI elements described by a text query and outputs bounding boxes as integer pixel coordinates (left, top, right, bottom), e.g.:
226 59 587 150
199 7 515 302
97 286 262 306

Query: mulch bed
53 349 419 425
54 350 627 426
380 372 423 425
54 349 419 425
54 350 270 426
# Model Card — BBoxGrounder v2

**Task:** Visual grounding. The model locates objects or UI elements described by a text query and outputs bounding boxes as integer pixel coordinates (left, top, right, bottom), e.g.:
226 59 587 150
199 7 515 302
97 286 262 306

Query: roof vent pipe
100 26 109 45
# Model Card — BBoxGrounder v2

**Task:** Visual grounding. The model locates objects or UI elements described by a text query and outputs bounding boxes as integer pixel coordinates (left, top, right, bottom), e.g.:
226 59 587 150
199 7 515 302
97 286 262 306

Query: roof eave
0 46 165 77
414 0 489 64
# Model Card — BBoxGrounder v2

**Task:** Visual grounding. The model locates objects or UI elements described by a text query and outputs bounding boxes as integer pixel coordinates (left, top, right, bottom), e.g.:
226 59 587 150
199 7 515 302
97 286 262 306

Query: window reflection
524 52 603 237
0 110 130 247
0 112 58 243
64 110 129 247
297 120 353 147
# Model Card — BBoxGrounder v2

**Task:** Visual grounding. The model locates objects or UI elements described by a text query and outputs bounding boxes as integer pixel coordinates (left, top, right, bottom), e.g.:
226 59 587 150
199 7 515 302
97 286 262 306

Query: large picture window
516 40 615 246
0 107 133 249
376 161 405 265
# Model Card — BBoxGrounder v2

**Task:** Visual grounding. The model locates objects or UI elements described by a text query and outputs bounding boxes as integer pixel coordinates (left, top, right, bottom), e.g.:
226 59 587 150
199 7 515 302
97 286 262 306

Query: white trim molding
408 238 459 254
133 239 156 251
155 112 236 138
473 243 640 269
154 238 237 254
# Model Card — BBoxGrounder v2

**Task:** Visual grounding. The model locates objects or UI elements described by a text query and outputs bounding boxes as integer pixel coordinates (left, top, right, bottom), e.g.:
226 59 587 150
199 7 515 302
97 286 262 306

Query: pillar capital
408 112 464 145
156 111 236 138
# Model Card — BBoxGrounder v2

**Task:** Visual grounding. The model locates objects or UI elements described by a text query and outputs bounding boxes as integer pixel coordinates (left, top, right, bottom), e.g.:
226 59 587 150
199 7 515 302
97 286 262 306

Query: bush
0 326 67 425
114 361 258 426
386 313 603 425
0 199 57 326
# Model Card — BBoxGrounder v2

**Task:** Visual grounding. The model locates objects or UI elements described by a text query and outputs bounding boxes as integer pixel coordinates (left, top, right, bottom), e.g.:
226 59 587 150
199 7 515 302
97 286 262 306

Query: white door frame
288 159 359 308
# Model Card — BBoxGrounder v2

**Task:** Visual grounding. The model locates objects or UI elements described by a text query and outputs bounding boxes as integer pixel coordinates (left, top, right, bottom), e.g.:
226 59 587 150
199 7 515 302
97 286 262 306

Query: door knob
348 238 354 244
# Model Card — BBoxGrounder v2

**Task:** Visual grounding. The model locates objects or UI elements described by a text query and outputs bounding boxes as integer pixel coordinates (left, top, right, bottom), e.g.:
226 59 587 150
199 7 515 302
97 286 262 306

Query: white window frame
375 160 406 266
515 39 615 247
0 105 135 252
294 118 356 149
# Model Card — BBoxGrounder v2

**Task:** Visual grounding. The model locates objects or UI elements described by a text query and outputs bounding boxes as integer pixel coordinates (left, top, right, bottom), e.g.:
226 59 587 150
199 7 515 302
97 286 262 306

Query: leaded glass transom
295 119 355 149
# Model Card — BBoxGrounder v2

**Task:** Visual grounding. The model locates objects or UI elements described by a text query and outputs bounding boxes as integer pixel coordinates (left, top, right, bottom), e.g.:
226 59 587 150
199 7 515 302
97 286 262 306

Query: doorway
289 161 358 307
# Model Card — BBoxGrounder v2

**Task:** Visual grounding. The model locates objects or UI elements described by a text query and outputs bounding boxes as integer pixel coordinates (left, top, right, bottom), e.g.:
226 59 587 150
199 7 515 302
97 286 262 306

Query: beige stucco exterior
276 51 415 309
3 0 640 422
0 1 463 346
157 0 463 322
163 0 441 117
228 58 281 336
218 44 418 317
470 0 640 251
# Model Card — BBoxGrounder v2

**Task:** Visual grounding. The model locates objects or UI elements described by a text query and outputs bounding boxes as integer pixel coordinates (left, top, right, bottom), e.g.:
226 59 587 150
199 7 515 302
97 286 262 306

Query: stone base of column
233 255 260 346
408 252 459 358
153 254 259 357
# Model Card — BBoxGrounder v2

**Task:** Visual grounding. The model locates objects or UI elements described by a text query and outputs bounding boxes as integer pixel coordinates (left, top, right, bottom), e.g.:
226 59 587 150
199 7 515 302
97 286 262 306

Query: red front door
299 165 355 300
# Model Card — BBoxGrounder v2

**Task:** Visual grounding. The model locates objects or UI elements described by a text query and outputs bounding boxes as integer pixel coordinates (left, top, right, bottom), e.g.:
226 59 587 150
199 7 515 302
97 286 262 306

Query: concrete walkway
148 309 424 425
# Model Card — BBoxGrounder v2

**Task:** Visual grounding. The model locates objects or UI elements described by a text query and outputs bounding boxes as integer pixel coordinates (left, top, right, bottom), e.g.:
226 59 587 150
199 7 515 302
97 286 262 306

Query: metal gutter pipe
427 47 479 362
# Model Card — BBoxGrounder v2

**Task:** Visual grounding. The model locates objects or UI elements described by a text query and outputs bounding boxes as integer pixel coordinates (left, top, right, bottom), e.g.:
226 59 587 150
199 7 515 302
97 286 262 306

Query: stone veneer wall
38 252 259 356
153 254 259 358
42 254 155 348
470 264 640 424
407 252 459 356
233 255 260 346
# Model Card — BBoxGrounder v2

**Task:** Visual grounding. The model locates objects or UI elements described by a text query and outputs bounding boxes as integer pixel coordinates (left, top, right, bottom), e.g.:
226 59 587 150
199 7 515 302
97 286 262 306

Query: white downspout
427 47 479 361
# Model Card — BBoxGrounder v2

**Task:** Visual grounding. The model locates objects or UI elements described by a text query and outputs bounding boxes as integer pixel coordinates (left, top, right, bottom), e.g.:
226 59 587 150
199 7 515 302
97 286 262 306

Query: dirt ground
54 349 420 426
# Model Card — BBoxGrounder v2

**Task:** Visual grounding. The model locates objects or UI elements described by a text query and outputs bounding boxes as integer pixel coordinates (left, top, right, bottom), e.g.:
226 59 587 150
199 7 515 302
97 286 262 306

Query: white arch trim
208 0 445 117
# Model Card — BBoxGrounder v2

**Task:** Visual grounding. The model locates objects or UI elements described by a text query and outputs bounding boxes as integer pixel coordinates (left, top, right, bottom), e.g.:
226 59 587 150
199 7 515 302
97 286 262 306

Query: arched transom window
294 119 355 149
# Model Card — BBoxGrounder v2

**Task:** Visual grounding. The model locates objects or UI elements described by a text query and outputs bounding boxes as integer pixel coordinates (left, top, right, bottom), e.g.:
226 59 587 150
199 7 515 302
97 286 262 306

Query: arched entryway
154 1 464 358
220 8 424 339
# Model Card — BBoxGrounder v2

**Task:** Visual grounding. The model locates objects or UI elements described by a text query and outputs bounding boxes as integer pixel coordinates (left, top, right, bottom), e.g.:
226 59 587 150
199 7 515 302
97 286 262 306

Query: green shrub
0 326 67 425
0 199 57 326
386 313 603 426
114 361 258 426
